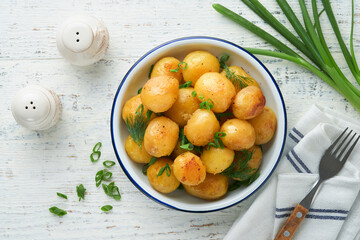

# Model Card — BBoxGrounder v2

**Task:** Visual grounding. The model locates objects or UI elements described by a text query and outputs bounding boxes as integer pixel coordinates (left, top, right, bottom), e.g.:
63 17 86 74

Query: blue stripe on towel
292 127 304 138
289 132 299 143
276 207 349 215
275 214 346 221
286 153 303 173
291 149 312 173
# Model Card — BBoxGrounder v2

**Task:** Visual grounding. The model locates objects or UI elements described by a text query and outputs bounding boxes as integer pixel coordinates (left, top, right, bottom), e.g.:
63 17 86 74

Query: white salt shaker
11 85 62 131
56 14 109 66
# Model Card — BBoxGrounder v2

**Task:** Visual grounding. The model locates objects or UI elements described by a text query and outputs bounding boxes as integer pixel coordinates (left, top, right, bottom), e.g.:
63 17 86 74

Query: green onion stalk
213 0 360 113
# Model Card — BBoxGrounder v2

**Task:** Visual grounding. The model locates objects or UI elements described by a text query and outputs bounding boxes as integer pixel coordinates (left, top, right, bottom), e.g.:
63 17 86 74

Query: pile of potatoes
122 50 277 200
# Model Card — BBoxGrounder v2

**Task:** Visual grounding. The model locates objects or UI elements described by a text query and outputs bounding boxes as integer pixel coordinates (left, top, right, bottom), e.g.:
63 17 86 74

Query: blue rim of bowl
110 36 287 213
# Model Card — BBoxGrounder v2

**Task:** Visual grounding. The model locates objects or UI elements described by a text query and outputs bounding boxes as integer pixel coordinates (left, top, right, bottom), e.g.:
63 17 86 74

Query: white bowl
110 36 287 212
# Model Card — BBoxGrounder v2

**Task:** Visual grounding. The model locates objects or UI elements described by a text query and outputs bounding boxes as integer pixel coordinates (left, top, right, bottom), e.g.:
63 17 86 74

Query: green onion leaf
157 163 171 177
90 142 102 163
191 91 197 97
102 182 121 201
56 192 68 199
137 87 142 94
179 81 192 89
148 64 154 78
178 62 188 70
142 157 157 175
76 184 86 202
101 205 113 212
103 160 116 168
170 68 180 73
49 206 67 216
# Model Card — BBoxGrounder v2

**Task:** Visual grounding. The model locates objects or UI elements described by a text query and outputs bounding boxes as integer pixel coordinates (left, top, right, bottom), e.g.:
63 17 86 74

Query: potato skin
248 106 277 145
201 147 235 174
151 57 183 83
144 117 179 157
233 145 262 181
232 86 266 120
183 173 228 200
184 109 220 146
147 158 180 193
165 88 200 127
141 76 179 113
221 119 256 150
122 94 154 122
173 152 206 186
221 65 260 92
125 135 153 163
182 51 220 86
194 72 236 113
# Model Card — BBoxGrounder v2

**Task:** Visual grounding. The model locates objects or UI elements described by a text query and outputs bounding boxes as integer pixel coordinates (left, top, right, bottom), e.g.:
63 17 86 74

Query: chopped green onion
148 64 154 78
170 62 188 72
56 192 67 199
95 169 112 187
76 184 86 202
157 163 171 177
199 98 214 111
49 206 67 216
102 182 121 201
137 87 142 94
191 91 197 97
90 142 102 163
142 157 157 175
179 81 192 88
103 160 116 168
101 205 113 212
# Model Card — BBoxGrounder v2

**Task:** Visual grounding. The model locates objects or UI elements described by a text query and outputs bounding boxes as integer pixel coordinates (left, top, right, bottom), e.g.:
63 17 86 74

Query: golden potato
233 145 262 181
182 50 220 86
121 94 154 122
150 57 183 83
183 173 228 200
173 152 206 186
248 106 277 145
201 147 235 174
147 158 180 193
184 109 220 146
194 72 236 113
125 135 153 163
221 65 260 92
232 86 266 120
164 88 200 127
144 117 179 157
140 76 179 113
221 119 256 150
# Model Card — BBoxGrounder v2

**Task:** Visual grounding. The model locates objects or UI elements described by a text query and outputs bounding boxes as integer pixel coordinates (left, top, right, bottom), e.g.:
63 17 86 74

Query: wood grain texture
0 0 360 239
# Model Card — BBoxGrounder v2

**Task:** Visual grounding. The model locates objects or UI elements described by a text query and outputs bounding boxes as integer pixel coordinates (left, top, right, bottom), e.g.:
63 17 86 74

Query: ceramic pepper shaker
56 14 109 66
11 85 62 131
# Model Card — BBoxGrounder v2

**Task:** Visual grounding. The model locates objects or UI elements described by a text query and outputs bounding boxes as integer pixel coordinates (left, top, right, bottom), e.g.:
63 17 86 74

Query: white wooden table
1 0 359 239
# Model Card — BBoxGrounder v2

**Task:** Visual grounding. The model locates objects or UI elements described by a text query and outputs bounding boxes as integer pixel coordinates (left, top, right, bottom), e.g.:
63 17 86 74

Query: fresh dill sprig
219 53 253 90
221 149 256 180
125 104 151 147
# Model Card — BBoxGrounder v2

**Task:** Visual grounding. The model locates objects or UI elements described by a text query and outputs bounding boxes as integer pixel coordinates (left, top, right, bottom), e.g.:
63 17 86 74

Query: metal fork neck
299 178 324 210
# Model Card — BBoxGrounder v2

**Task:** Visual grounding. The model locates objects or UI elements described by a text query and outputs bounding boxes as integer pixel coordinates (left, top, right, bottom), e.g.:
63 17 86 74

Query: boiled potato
147 158 180 193
194 72 236 113
183 173 228 200
121 94 154 122
165 88 200 127
125 135 152 163
184 109 220 146
233 145 262 181
221 65 260 92
201 147 235 174
150 57 183 83
182 51 220 86
173 152 206 186
144 117 179 157
232 86 266 120
141 75 179 113
249 106 277 145
221 119 256 150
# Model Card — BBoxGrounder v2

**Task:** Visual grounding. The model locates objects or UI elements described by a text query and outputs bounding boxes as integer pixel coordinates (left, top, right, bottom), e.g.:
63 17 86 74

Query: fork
274 127 360 240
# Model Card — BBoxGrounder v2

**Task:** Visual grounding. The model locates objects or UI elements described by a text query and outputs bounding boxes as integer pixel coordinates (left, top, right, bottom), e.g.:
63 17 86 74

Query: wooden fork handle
274 204 309 240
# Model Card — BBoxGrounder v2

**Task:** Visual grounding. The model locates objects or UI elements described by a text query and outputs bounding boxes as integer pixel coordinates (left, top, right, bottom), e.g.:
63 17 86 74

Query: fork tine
327 127 349 153
339 134 360 164
331 129 353 156
336 132 356 161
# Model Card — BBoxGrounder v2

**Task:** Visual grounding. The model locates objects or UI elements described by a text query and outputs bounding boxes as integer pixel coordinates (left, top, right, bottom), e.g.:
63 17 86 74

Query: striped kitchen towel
225 104 360 240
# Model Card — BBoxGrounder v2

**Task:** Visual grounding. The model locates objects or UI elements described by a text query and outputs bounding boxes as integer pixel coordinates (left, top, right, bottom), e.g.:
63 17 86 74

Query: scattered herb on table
102 182 121 201
56 192 68 199
95 169 113 187
103 160 116 168
213 1 360 112
76 184 86 202
90 142 102 163
49 206 67 216
101 205 113 212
